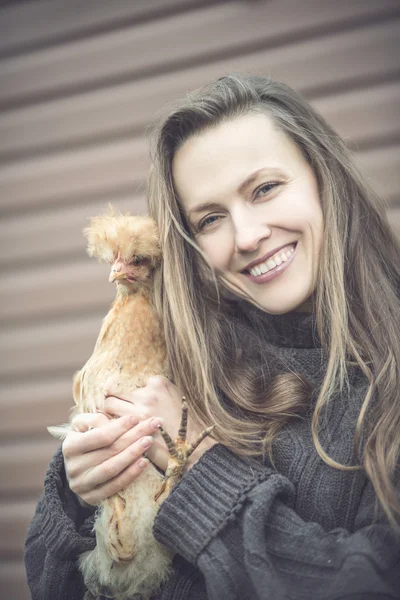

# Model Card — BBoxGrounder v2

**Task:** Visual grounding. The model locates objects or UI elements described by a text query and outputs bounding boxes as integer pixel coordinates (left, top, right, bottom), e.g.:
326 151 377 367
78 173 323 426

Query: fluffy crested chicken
48 206 213 600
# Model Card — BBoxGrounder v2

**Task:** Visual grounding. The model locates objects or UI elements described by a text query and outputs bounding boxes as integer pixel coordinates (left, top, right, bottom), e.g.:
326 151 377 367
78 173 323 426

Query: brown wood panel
0 0 216 55
313 82 400 146
0 439 59 495
0 500 36 555
0 313 103 378
1 19 399 157
0 0 399 107
0 561 30 600
0 377 73 437
354 145 400 203
0 195 142 266
0 137 148 211
0 259 114 321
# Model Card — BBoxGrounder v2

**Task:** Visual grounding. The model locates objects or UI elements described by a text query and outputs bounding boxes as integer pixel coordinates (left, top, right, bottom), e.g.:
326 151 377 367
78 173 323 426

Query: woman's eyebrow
187 201 222 217
237 168 264 195
238 167 286 195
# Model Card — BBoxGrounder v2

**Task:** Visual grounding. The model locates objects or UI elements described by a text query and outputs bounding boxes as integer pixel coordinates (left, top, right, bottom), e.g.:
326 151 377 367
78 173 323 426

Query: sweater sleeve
24 447 97 600
153 444 400 600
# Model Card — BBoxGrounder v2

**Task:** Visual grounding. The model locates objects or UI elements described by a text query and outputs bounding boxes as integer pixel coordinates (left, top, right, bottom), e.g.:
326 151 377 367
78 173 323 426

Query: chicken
48 206 213 600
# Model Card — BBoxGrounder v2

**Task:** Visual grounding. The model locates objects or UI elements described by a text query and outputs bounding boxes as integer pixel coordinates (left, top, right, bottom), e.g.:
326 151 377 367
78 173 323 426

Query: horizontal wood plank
354 144 400 202
0 0 215 55
1 19 399 157
0 377 73 438
0 561 30 600
0 0 399 107
313 81 400 147
0 259 114 321
0 439 59 495
0 313 103 378
0 137 148 211
0 500 36 555
0 195 144 266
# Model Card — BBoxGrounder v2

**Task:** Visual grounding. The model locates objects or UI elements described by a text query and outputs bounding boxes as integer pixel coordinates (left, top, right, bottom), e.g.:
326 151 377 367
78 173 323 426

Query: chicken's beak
109 271 127 283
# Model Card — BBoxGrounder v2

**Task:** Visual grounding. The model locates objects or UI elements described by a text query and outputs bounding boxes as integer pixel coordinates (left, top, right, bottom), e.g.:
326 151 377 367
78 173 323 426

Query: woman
25 74 400 599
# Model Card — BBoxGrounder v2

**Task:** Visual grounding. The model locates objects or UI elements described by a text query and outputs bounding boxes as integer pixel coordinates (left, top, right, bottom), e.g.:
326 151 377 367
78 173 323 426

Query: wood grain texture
1 0 399 107
0 195 144 266
0 0 220 55
0 500 36 555
0 440 60 495
0 137 148 211
0 561 30 600
1 19 399 157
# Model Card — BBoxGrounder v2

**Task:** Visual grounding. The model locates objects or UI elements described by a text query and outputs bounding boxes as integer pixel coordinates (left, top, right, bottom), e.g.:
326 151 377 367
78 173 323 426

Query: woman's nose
234 221 271 253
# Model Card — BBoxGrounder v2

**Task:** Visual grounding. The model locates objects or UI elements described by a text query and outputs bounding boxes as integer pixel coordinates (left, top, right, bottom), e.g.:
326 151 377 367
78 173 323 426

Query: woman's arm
153 444 400 600
24 448 96 600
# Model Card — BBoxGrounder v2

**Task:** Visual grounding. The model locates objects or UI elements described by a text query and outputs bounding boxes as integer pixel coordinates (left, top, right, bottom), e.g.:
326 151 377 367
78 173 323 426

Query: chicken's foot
154 398 214 503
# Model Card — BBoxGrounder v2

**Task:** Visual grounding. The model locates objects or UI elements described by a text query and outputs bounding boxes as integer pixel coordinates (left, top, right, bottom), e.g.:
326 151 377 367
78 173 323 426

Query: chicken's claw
154 398 214 503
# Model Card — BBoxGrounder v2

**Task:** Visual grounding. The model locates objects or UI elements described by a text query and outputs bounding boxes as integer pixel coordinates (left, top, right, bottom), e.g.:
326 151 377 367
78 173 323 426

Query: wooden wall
0 0 399 597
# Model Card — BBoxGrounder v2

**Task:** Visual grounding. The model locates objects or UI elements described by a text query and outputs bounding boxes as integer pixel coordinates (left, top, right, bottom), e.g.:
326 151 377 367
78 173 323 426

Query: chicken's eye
133 256 144 265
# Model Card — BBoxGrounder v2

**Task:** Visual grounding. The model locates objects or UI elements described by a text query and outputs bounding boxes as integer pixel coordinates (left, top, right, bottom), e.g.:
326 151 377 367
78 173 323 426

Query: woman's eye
197 214 221 232
254 182 280 199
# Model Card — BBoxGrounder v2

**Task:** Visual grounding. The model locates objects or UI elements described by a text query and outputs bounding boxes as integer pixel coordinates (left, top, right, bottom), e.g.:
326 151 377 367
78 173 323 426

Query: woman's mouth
244 243 297 284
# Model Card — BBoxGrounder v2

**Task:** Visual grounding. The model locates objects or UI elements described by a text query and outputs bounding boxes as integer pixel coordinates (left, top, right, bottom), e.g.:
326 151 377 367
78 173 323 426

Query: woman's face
172 113 324 314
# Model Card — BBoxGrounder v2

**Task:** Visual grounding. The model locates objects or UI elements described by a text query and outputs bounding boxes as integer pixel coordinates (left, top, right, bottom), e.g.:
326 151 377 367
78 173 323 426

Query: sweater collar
240 302 322 350
262 310 321 349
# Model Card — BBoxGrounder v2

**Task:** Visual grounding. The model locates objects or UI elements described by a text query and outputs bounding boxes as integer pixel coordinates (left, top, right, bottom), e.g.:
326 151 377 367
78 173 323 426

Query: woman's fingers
63 415 138 457
80 435 153 489
81 416 163 469
81 458 150 506
64 415 165 504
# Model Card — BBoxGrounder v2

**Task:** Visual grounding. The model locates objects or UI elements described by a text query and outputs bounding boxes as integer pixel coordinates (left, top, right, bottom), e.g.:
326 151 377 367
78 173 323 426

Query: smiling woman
172 113 323 315
147 74 400 594
25 74 400 600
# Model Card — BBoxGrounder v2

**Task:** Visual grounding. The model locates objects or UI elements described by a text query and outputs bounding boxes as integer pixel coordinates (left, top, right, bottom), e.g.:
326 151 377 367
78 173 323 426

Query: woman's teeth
248 244 296 277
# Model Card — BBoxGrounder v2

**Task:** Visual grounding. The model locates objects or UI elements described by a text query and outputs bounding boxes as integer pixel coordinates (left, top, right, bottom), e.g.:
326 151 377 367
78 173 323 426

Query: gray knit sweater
24 311 400 599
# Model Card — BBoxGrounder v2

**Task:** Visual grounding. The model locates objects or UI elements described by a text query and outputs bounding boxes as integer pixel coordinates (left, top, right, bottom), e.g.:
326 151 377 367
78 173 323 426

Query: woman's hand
104 376 217 472
62 412 163 506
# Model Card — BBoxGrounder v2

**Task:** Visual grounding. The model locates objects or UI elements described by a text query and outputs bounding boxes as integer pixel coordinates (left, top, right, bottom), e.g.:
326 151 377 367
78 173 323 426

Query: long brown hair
147 74 400 525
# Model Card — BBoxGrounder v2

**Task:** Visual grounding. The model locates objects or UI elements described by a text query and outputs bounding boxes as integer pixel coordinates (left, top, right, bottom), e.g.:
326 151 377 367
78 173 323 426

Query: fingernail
129 416 139 427
151 418 164 429
141 436 153 449
138 458 149 469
